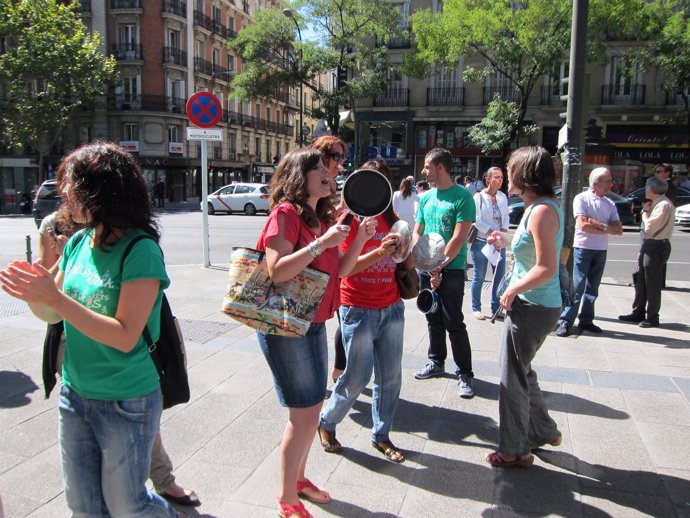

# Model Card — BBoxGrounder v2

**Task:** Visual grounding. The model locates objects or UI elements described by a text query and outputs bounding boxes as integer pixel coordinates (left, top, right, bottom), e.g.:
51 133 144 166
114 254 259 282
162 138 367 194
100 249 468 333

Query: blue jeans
470 239 506 313
419 269 473 377
58 385 178 518
320 300 404 442
559 247 607 327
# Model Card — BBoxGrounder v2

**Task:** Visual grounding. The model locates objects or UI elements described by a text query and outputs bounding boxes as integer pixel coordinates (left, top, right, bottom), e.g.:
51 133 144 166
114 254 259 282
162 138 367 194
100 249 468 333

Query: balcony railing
74 0 92 12
427 87 464 106
540 85 565 106
222 111 294 136
387 28 411 49
483 86 521 105
162 0 186 17
601 84 645 105
193 10 213 31
111 43 143 61
374 88 409 107
212 64 232 79
211 21 236 39
111 0 141 8
111 94 185 113
665 90 688 106
163 47 187 66
194 57 213 76
272 90 290 104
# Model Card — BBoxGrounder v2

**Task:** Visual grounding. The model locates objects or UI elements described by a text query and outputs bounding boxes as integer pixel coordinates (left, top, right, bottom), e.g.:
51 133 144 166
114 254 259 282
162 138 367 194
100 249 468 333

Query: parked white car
203 183 269 215
675 203 690 227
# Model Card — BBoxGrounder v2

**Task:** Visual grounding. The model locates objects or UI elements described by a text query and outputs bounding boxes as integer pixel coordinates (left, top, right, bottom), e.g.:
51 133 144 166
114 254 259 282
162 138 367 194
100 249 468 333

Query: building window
266 139 271 161
212 5 221 23
123 123 139 141
168 125 179 143
242 135 249 152
255 137 261 159
228 132 236 153
228 54 235 72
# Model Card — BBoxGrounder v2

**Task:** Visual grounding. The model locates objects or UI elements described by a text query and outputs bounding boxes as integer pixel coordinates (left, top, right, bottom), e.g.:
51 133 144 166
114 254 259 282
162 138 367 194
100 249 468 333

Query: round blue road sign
186 92 223 128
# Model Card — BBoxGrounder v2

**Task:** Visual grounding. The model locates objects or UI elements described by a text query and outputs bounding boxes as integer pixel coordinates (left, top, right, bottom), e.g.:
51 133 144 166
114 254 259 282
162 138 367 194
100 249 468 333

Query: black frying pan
341 168 393 224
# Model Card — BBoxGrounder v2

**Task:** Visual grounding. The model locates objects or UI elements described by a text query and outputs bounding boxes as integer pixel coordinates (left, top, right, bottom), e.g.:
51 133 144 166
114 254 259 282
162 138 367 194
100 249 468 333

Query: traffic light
337 65 348 90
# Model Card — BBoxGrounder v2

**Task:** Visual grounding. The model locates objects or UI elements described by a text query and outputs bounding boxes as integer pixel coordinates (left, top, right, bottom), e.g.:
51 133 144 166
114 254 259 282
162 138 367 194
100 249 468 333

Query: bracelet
307 239 323 258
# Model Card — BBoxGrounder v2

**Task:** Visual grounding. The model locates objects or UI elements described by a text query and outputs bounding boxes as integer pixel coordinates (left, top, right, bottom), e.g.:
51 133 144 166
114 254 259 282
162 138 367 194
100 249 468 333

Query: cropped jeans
320 300 404 442
58 385 178 518
470 239 506 314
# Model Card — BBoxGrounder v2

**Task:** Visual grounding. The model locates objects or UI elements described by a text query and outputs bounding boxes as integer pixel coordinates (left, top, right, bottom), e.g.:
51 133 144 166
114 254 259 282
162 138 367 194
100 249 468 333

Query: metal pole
201 140 210 268
25 235 32 263
561 0 589 253
299 82 304 147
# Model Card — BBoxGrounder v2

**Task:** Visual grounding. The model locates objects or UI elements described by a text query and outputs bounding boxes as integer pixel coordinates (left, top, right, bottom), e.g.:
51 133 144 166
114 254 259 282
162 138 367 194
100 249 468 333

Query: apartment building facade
352 0 689 190
0 0 320 212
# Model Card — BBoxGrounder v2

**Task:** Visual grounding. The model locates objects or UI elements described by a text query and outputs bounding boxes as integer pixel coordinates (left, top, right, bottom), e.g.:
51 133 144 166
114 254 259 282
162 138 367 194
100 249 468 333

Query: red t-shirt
256 203 340 323
339 216 400 309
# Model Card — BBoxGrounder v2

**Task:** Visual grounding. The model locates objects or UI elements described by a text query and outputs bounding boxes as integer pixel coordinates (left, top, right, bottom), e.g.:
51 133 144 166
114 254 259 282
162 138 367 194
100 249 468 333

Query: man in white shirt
556 168 623 337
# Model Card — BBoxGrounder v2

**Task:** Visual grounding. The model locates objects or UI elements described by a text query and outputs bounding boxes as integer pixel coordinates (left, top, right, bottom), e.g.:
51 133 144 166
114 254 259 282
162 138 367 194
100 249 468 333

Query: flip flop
318 426 343 453
372 440 405 463
159 489 201 507
297 478 331 504
485 451 534 468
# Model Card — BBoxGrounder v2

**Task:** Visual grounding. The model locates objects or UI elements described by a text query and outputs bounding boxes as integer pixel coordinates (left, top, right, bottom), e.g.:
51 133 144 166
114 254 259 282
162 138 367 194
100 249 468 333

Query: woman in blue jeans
470 167 509 320
0 143 179 516
319 159 410 463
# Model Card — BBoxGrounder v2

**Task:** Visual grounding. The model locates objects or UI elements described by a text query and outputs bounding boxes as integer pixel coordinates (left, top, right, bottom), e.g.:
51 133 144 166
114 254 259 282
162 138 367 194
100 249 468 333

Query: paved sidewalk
0 265 689 518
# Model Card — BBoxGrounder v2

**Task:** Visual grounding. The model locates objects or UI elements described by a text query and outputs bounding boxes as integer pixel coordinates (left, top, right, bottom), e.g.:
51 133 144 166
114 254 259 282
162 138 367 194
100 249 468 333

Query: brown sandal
318 426 343 453
372 440 405 463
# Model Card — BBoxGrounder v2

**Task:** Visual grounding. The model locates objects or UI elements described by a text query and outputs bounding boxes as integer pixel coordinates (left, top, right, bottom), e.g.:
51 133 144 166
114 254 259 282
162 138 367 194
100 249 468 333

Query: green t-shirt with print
59 229 170 400
416 184 476 270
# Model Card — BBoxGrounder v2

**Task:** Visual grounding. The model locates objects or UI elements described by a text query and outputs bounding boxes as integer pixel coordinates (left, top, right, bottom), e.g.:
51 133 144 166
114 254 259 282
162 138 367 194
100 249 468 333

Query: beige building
0 0 320 211
352 0 688 188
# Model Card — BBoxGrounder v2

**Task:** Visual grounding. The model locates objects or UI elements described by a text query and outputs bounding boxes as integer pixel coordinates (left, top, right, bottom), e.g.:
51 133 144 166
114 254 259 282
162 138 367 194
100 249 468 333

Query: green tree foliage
404 0 632 159
229 0 400 136
0 0 116 180
645 1 690 152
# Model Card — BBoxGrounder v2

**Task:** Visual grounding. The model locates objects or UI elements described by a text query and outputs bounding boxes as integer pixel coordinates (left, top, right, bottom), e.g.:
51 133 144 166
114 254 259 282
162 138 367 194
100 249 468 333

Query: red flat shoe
297 478 331 504
485 451 534 468
278 498 312 518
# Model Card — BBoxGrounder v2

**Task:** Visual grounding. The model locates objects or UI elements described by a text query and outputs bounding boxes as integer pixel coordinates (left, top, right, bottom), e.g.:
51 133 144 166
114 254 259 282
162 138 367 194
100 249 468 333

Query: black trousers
632 239 671 322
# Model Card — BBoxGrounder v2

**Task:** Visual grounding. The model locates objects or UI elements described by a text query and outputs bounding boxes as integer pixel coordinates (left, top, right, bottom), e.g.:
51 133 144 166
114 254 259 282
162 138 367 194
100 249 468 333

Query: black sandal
372 440 405 463
318 426 343 453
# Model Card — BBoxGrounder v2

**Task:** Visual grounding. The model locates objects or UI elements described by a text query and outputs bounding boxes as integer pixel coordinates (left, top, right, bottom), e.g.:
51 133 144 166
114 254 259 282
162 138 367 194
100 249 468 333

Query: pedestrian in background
619 176 674 328
416 180 430 194
319 159 409 464
254 148 374 518
0 142 180 517
486 146 563 468
154 179 166 208
413 148 477 399
470 166 509 321
556 167 623 337
392 175 419 230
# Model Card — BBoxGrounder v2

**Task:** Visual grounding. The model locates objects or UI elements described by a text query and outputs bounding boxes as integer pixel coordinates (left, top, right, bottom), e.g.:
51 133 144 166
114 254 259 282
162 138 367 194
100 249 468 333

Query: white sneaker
473 311 485 320
458 374 475 398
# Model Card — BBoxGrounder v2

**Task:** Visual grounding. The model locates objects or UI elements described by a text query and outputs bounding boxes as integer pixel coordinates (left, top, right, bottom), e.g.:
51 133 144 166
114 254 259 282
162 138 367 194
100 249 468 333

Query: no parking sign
186 92 222 128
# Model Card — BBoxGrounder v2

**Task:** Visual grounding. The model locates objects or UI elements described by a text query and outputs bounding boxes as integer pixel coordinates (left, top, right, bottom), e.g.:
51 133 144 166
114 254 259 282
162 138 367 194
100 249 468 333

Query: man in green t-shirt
413 148 477 398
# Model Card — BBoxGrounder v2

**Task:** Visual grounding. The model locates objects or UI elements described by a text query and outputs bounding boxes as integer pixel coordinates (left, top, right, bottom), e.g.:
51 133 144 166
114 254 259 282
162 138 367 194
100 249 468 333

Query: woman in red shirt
256 148 374 518
318 159 411 463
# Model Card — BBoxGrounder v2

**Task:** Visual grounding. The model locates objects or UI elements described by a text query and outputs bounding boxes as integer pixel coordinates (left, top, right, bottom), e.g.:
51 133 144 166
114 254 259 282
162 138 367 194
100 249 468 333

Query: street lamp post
283 8 303 147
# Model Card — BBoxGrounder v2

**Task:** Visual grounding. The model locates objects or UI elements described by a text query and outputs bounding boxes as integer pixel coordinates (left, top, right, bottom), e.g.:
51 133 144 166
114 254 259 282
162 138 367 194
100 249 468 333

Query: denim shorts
257 323 328 408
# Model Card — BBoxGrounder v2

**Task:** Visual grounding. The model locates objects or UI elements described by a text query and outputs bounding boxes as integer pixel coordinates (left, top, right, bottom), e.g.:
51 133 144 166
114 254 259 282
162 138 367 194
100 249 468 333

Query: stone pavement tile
657 468 690 518
0 336 44 374
185 348 269 397
399 465 494 517
674 377 690 402
491 463 582 516
636 422 690 470
0 445 63 503
0 373 45 413
422 418 496 467
580 487 678 517
0 408 57 458
589 370 676 392
212 500 277 518
622 390 690 426
318 481 405 517
0 491 45 518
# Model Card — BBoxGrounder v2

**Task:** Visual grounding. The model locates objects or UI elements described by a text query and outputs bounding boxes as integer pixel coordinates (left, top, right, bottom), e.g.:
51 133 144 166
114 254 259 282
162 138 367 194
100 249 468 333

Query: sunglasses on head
327 152 345 162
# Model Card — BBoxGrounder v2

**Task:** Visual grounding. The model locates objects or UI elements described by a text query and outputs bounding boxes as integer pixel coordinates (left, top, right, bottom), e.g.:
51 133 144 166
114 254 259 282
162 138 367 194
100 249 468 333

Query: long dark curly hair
56 142 159 248
269 148 336 228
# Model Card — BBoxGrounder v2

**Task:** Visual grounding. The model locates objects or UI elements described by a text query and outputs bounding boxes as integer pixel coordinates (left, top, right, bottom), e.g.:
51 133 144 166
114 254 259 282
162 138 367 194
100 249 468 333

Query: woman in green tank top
485 146 564 468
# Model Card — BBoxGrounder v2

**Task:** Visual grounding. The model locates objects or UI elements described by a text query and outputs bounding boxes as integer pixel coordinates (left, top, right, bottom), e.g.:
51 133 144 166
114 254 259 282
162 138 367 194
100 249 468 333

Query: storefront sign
120 141 140 152
613 148 689 162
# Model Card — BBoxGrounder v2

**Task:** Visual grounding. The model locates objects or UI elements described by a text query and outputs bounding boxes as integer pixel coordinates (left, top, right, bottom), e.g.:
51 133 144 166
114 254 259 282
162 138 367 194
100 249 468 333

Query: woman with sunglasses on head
485 146 563 468
256 148 374 518
0 142 180 517
312 136 349 382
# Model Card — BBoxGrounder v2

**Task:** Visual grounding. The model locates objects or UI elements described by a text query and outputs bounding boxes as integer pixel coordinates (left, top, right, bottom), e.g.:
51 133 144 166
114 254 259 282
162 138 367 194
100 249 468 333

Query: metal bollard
25 235 32 263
